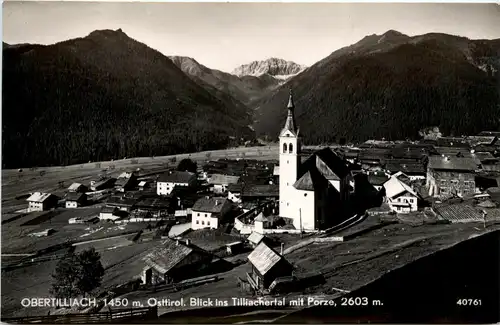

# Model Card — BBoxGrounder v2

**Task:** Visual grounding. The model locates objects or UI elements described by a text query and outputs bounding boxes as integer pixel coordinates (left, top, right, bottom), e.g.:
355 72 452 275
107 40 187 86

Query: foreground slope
254 31 500 143
2 29 253 168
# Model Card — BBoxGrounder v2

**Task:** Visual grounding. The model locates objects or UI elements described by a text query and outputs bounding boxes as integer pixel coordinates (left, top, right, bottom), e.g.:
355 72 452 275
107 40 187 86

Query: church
279 90 352 231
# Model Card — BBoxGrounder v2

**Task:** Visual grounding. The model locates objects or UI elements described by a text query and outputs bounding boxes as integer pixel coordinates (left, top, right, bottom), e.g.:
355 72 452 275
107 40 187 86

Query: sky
3 2 500 73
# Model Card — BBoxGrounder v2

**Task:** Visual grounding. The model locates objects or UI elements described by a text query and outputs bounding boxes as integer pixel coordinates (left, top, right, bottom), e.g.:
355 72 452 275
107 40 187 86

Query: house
254 212 271 233
68 183 88 193
367 173 390 191
99 206 120 221
426 156 478 198
227 183 243 203
65 192 87 208
106 195 137 212
207 174 240 194
157 171 197 196
433 203 486 223
383 176 420 214
247 242 293 290
90 178 116 191
141 239 213 285
135 197 173 216
26 192 58 212
115 172 137 192
191 197 232 230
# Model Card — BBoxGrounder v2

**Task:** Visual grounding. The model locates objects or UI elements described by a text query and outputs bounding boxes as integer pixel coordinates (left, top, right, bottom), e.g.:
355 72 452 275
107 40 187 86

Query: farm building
225 241 244 255
99 206 121 221
157 171 197 196
135 197 173 216
384 159 426 180
247 231 268 248
90 178 116 191
65 192 87 208
138 180 151 191
26 192 58 212
115 172 137 192
207 174 240 194
427 156 479 198
191 197 232 230
106 195 137 212
383 175 420 214
247 242 293 290
254 212 271 232
241 184 279 202
67 183 88 193
141 239 213 285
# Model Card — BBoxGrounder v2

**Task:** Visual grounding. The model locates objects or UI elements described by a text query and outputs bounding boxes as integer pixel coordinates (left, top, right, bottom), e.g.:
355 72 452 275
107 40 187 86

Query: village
2 92 500 322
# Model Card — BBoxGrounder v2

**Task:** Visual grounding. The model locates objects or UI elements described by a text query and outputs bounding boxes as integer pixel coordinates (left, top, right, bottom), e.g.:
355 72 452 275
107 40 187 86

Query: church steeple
280 89 298 136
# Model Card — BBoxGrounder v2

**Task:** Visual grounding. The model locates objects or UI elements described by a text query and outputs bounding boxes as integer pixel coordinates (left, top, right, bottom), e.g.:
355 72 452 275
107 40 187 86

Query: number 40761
456 299 482 306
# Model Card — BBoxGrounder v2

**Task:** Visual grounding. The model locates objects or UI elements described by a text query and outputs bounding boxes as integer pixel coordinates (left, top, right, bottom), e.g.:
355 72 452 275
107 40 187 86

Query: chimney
280 243 284 255
185 239 190 246
215 200 219 206
176 240 180 246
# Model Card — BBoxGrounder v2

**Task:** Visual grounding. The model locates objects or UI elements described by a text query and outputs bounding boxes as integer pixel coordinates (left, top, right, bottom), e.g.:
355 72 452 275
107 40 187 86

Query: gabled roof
294 147 349 191
247 242 288 276
191 197 230 214
68 183 85 191
106 195 137 207
227 183 244 193
385 159 426 174
143 239 209 274
241 184 279 197
66 192 86 202
158 171 196 183
254 212 269 222
247 232 265 245
101 206 118 214
383 176 418 199
27 192 54 203
207 174 240 185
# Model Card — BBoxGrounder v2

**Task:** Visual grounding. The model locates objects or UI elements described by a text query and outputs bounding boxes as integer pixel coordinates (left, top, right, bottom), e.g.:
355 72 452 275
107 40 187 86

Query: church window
289 143 294 153
304 193 307 197
283 143 287 153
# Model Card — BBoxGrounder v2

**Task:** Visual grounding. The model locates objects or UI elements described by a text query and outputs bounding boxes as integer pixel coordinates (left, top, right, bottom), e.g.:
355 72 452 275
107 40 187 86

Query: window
304 193 307 197
202 221 205 225
205 214 208 217
207 221 210 226
397 207 401 211
196 220 199 224
197 213 200 216
409 199 413 203
283 143 287 153
287 202 289 206
289 143 293 153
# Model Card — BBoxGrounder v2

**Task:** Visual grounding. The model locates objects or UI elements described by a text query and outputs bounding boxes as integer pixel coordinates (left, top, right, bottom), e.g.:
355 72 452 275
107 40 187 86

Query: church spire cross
287 88 295 109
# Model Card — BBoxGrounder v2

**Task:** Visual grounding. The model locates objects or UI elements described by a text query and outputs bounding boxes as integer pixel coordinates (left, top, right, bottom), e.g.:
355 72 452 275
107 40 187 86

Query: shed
247 242 293 290
225 241 244 255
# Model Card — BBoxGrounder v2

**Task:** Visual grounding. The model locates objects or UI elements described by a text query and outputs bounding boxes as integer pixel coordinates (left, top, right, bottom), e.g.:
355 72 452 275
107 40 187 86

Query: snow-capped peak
231 58 307 79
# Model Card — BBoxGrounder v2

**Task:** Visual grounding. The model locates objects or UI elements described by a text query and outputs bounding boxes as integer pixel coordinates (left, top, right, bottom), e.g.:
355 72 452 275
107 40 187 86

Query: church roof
293 148 349 192
280 89 298 137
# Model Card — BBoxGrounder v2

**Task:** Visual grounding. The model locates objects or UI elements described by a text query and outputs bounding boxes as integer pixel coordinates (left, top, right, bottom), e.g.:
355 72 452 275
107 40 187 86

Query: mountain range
3 29 499 168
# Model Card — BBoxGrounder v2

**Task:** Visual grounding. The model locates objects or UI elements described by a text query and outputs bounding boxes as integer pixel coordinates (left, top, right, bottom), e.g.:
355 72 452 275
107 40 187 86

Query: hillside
254 31 500 143
2 29 254 168
169 56 280 105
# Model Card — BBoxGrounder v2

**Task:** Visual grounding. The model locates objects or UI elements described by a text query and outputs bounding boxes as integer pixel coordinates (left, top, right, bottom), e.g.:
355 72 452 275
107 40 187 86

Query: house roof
428 156 478 172
241 184 279 197
118 171 134 179
293 171 316 191
143 239 208 274
227 183 244 193
101 206 118 214
434 203 485 223
115 177 133 187
27 192 53 203
385 159 426 174
138 181 147 187
135 197 171 209
191 197 230 214
66 192 86 202
247 232 265 244
247 242 288 276
106 195 137 207
208 174 240 185
68 183 85 191
158 171 196 183
254 212 269 222
436 137 471 148
383 176 418 199
367 174 390 186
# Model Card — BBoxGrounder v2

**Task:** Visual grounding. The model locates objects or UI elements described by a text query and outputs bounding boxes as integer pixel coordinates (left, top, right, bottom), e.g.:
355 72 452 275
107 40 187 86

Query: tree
50 248 105 299
176 158 197 173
